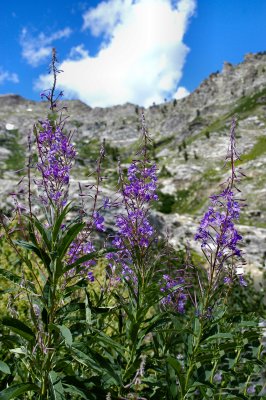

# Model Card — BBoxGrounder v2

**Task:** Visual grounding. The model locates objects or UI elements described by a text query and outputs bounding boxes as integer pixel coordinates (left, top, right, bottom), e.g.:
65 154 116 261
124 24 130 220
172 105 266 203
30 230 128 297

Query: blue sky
0 0 265 107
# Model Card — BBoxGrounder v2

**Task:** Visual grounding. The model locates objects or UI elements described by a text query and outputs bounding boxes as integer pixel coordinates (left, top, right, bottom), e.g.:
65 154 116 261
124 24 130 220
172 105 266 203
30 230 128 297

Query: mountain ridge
0 51 266 274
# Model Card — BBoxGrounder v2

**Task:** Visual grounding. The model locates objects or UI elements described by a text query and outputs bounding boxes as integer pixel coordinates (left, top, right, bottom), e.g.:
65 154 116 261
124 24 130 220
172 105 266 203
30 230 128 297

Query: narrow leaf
167 357 185 392
0 383 39 400
63 385 88 399
72 346 122 385
15 240 51 272
2 317 35 342
25 215 51 251
0 361 11 374
0 268 37 294
56 325 73 347
58 222 85 259
63 248 115 274
205 333 234 342
52 202 73 243
49 371 65 400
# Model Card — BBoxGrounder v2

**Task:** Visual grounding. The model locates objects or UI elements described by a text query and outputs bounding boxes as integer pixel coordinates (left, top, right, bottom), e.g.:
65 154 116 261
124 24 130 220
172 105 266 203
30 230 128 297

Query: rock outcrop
0 52 266 273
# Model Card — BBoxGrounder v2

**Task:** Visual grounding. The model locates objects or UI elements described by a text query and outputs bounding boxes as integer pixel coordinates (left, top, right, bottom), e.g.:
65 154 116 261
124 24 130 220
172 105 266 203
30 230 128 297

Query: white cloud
20 27 72 67
173 86 190 99
69 44 89 60
82 0 132 37
35 0 196 107
0 69 19 85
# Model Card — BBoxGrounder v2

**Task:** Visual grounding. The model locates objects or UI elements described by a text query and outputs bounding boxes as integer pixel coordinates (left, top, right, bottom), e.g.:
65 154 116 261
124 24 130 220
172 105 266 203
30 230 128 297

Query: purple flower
93 212 105 231
224 276 233 285
124 162 158 203
195 188 242 260
213 372 222 383
247 385 256 394
238 274 247 287
107 112 158 282
195 117 246 287
160 274 187 313
36 118 76 207
67 240 96 281
114 210 153 249
103 197 111 209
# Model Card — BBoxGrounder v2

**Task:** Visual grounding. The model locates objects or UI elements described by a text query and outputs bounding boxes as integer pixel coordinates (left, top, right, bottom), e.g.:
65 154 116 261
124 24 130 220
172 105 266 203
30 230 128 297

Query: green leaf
142 314 171 336
0 269 21 286
0 268 37 294
10 348 26 355
56 302 85 318
52 202 73 243
71 347 102 372
63 248 114 274
96 331 126 357
0 383 39 399
85 291 92 326
72 346 122 385
58 222 85 259
238 320 258 328
49 371 66 400
205 333 234 342
26 215 52 251
187 381 215 394
87 348 122 385
56 325 73 347
64 280 87 297
167 357 185 393
0 361 11 374
52 259 64 280
49 324 73 347
2 317 35 342
63 385 88 399
63 252 96 275
15 240 51 273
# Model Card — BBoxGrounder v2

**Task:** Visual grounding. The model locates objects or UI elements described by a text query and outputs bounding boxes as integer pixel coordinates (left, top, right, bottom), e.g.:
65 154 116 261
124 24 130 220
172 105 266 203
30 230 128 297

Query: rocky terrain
0 51 266 275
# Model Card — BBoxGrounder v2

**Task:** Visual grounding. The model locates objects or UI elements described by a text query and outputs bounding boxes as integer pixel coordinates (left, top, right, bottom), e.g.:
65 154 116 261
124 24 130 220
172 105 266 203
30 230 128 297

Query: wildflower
36 118 76 207
238 274 247 286
213 371 222 383
103 197 111 209
247 385 256 394
93 211 105 231
107 112 157 280
124 161 158 203
195 117 246 286
160 274 187 313
195 188 242 259
67 240 96 281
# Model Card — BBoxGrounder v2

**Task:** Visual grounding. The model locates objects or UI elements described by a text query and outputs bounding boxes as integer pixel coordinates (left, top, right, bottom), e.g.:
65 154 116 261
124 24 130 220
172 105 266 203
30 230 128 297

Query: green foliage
230 87 266 115
154 167 221 215
159 165 172 178
237 135 266 163
0 129 25 176
155 191 176 214
104 142 120 162
71 120 83 128
75 138 100 167
1 211 264 400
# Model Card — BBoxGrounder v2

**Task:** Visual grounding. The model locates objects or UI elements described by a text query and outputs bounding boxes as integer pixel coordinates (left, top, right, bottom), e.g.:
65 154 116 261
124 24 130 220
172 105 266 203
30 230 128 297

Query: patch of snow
5 123 15 130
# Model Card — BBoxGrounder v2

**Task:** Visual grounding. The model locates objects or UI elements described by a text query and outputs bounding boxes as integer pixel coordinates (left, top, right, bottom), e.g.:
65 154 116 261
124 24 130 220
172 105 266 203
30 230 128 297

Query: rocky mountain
0 51 266 276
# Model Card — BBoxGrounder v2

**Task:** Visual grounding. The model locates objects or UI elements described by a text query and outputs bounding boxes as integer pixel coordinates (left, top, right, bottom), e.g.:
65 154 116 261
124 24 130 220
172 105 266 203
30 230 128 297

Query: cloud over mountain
36 0 195 107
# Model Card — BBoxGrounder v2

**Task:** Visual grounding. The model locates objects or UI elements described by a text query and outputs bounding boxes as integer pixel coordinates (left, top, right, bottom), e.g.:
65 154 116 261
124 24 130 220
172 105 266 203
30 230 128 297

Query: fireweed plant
0 53 265 399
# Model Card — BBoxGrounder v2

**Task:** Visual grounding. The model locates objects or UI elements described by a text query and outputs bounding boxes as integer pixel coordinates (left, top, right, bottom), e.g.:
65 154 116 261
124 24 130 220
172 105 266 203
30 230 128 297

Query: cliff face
0 52 266 272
